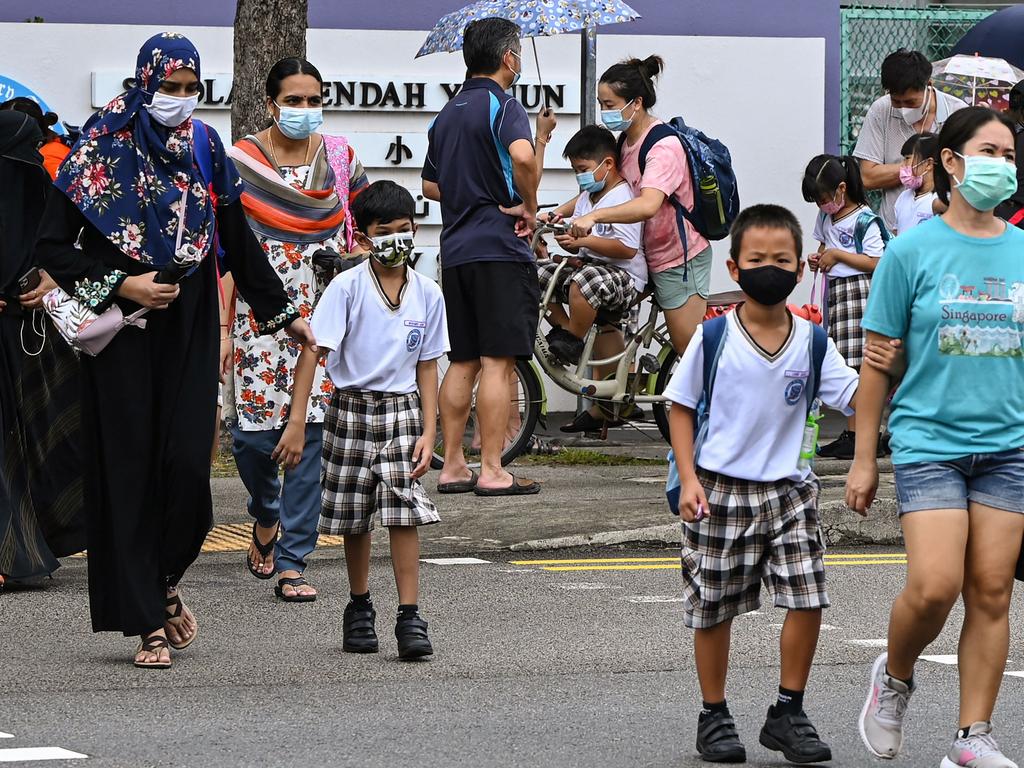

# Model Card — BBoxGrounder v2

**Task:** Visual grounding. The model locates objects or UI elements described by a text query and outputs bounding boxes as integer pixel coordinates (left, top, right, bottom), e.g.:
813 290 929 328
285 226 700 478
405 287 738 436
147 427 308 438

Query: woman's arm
534 107 556 180
570 187 666 235
554 233 636 261
845 330 893 515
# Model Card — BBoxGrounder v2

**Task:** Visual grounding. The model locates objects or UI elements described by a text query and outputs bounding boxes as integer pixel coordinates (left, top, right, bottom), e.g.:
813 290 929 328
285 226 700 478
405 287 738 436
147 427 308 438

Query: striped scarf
228 136 348 245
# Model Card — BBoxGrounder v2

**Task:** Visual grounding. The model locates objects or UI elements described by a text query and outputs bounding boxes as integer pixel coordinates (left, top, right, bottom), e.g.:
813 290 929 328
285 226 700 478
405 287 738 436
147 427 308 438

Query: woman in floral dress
226 57 367 602
35 34 313 667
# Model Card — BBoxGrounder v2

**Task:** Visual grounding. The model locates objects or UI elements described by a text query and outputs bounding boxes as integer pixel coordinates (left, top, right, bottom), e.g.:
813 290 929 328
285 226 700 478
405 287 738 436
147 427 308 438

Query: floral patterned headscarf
55 32 241 268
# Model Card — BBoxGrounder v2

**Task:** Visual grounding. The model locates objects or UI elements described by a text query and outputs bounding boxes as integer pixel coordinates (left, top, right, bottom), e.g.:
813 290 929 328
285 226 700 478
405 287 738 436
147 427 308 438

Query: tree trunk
231 0 309 142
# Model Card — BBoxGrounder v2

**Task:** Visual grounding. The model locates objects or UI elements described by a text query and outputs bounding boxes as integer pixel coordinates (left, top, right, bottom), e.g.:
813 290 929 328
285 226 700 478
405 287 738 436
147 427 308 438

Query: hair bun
639 55 664 80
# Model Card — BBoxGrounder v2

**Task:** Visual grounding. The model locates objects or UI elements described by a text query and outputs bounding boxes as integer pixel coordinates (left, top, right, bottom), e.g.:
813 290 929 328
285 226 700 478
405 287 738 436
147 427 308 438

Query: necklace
267 129 312 169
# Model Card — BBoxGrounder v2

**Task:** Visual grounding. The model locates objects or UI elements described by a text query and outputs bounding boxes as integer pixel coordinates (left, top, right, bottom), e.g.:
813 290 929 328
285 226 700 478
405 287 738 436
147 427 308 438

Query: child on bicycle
802 154 889 459
666 204 861 765
539 125 647 368
274 180 446 660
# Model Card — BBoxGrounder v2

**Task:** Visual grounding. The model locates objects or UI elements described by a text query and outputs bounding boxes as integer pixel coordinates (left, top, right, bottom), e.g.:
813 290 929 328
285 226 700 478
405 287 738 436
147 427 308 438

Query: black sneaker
546 327 585 366
395 611 433 660
758 707 832 764
816 430 855 460
696 710 747 763
342 600 378 653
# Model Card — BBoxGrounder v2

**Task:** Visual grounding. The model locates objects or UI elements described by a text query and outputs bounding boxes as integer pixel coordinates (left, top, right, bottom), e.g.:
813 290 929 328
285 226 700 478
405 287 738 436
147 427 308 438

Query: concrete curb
509 500 904 551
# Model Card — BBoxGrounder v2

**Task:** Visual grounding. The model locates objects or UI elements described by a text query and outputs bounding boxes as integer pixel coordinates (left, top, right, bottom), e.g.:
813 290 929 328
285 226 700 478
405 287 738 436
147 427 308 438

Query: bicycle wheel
652 347 679 445
430 358 543 470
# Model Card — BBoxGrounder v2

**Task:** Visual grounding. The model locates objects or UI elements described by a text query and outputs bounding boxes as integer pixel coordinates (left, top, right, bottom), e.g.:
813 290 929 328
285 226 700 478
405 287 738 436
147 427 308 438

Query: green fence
840 6 995 156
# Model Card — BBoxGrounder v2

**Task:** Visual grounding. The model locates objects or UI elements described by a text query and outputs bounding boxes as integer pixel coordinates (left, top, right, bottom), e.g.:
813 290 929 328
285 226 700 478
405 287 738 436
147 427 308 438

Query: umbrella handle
531 37 546 109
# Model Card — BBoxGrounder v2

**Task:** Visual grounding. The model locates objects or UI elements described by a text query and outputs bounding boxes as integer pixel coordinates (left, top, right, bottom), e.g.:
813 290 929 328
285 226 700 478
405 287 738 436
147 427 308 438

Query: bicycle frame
531 233 673 411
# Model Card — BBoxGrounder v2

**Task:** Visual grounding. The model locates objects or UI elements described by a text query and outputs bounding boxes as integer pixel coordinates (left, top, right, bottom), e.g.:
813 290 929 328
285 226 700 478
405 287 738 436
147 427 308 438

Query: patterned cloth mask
370 232 415 268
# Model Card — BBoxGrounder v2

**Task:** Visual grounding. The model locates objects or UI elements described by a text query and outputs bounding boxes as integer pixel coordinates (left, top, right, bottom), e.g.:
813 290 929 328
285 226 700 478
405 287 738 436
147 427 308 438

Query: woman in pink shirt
571 56 712 354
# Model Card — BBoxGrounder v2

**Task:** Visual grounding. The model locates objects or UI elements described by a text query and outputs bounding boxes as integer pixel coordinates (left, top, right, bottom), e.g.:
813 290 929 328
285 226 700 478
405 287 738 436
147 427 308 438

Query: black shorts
442 260 540 362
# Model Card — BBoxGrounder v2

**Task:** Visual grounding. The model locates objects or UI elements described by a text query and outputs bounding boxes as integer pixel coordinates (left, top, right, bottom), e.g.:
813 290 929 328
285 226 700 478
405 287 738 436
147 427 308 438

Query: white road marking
920 654 958 665
625 477 664 484
420 557 491 565
0 735 11 740
0 747 87 761
820 624 840 630
557 582 621 591
624 595 684 603
495 568 537 573
1004 671 1024 678
847 639 888 647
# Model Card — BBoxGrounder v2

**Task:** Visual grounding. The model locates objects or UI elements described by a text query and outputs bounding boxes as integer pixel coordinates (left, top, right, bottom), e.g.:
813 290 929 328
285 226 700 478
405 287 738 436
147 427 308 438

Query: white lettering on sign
90 73 581 113
348 132 571 170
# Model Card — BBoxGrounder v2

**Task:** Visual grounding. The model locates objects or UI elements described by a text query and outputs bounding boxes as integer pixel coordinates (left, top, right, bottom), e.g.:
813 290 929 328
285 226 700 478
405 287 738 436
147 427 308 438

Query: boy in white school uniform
666 204 863 764
275 181 447 660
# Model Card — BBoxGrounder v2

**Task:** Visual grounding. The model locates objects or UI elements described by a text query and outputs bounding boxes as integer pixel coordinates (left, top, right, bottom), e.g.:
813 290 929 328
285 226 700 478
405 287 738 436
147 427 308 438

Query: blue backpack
817 208 891 255
191 119 227 271
665 315 828 515
622 117 740 258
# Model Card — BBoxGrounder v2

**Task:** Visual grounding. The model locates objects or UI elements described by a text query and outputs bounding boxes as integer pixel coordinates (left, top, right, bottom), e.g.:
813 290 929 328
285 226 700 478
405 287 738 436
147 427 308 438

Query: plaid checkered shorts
319 389 440 535
537 260 638 313
827 273 872 369
680 469 829 629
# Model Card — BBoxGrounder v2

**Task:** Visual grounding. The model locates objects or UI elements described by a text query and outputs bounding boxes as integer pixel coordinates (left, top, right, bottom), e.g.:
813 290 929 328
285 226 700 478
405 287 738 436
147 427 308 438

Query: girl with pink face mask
801 154 891 459
894 133 942 235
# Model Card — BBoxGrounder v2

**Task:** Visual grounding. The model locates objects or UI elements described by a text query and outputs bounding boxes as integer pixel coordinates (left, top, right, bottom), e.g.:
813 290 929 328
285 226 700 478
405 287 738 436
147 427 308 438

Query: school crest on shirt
836 230 856 249
406 327 423 351
784 378 805 405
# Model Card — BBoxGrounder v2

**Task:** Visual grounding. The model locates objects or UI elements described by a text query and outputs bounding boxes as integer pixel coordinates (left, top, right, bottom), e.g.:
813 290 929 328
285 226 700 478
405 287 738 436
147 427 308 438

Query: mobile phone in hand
18 267 41 294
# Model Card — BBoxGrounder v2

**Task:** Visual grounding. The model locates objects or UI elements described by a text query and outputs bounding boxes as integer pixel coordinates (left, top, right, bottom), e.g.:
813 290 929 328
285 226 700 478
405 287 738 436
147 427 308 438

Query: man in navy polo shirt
423 17 541 496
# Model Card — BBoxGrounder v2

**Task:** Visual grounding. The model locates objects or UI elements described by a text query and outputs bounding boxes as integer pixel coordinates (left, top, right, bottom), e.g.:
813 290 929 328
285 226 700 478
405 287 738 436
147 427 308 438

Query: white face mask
147 92 199 128
898 87 931 127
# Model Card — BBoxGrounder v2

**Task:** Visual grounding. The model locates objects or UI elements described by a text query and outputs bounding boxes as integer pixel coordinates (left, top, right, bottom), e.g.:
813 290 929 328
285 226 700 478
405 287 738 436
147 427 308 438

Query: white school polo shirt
311 260 449 394
664 312 859 483
812 205 886 279
571 181 647 291
893 189 937 235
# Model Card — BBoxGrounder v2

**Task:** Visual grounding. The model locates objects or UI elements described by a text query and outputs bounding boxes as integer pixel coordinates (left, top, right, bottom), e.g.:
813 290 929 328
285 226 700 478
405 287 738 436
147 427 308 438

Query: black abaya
36 193 294 634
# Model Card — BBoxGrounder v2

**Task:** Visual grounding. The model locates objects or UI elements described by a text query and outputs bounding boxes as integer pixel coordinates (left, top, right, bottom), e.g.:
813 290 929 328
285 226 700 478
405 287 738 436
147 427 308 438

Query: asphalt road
3 546 1024 767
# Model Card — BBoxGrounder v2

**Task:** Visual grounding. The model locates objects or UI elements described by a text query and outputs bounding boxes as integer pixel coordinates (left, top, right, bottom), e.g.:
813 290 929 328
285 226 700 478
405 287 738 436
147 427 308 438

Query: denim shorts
893 448 1024 515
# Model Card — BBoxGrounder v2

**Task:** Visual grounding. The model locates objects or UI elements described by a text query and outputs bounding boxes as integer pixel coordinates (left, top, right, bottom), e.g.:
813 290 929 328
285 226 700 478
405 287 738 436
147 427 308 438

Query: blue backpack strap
852 209 891 254
634 122 691 274
694 315 728 458
807 322 828 408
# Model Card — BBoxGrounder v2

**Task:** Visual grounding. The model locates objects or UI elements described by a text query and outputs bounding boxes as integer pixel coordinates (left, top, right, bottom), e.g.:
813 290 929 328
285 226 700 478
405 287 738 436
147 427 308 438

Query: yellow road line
511 557 678 565
68 524 345 558
514 553 906 567
538 558 906 572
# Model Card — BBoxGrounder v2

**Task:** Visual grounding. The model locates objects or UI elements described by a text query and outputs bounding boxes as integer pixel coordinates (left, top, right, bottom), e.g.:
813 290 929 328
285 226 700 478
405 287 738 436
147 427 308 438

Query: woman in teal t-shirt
847 107 1024 768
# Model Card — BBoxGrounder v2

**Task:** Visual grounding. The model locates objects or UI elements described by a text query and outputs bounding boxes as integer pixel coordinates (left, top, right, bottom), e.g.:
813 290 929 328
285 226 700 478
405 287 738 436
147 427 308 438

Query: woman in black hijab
0 110 85 592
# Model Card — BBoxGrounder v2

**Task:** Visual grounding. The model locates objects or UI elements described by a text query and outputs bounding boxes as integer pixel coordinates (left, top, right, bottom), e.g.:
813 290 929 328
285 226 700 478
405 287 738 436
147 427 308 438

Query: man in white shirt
854 48 966 231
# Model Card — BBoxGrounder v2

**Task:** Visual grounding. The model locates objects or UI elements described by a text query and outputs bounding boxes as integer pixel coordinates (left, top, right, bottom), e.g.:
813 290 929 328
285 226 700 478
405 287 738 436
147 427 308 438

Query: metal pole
581 24 597 129
577 24 598 417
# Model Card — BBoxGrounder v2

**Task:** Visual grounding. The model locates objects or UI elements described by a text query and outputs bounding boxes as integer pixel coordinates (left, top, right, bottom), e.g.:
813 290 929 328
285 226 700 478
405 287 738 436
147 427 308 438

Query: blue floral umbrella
416 0 641 58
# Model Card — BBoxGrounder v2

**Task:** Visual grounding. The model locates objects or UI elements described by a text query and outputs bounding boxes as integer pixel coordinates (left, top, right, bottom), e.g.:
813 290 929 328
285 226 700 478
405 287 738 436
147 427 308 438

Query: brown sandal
165 592 198 651
134 632 171 669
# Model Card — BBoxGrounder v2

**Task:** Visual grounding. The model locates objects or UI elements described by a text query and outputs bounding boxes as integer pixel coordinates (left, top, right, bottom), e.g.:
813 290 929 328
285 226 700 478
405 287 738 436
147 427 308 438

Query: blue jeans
893 448 1024 515
230 423 323 573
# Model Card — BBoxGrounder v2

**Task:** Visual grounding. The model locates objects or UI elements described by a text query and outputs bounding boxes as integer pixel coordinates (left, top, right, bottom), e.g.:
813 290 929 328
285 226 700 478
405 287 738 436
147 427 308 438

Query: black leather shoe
343 600 378 653
546 327 585 366
758 707 832 764
816 430 855 460
395 612 433 660
696 710 747 763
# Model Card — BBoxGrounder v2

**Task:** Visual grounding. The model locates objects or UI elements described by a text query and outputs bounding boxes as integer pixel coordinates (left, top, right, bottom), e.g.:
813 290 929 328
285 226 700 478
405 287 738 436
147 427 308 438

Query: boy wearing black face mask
664 205 862 765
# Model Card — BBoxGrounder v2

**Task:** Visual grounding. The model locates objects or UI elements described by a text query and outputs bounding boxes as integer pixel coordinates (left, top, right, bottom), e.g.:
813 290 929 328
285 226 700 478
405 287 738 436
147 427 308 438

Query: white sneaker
940 722 1018 768
859 652 914 759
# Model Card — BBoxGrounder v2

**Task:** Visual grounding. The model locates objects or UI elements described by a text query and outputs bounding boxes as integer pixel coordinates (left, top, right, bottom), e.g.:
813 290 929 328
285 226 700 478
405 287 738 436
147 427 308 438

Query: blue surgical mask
953 152 1018 211
600 100 637 132
274 103 324 140
576 161 609 194
508 50 522 88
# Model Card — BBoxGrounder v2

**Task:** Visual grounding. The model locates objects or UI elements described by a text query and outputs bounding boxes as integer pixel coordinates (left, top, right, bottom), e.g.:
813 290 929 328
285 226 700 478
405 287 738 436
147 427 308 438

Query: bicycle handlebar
530 220 571 255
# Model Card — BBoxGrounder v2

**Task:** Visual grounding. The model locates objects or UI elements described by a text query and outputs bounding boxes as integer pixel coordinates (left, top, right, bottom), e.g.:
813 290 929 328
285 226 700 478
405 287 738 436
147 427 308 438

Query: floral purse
43 189 193 357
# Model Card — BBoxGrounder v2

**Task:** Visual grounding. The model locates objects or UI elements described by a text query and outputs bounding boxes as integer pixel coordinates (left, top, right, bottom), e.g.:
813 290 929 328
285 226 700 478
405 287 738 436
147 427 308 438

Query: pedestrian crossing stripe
0 747 88 761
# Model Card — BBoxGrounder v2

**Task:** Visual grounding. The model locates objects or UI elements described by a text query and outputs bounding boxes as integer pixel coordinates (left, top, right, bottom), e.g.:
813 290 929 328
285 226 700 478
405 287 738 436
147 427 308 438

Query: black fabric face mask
736 265 799 306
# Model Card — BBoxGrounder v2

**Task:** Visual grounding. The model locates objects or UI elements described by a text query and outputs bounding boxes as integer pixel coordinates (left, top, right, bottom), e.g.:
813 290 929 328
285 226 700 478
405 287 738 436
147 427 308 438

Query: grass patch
515 448 667 467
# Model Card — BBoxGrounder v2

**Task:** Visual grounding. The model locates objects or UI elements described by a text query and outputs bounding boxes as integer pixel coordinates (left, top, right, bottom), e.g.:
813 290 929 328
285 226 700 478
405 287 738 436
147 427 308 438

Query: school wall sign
90 73 580 113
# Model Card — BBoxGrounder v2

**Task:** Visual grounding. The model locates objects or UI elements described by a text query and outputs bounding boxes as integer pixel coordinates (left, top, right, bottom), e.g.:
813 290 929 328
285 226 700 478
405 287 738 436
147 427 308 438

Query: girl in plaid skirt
802 155 889 459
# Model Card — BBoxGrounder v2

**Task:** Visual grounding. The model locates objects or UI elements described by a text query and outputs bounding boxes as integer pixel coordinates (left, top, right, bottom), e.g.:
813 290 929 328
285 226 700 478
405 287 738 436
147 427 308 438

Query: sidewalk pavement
213 413 900 555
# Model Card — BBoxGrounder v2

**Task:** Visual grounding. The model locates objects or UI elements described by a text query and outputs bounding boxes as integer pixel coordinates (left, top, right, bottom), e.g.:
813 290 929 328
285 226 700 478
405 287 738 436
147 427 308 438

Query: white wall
1 23 825 411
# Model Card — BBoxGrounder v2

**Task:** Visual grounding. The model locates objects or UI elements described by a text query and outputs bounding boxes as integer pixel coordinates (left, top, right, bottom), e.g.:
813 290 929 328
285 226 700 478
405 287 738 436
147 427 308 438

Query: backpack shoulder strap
701 315 728 400
853 209 890 253
191 119 214 188
807 322 828 409
636 122 678 176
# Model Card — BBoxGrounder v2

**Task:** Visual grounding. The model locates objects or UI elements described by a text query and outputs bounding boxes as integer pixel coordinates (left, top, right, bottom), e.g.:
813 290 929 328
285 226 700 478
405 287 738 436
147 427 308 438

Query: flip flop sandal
275 576 318 603
164 592 198 651
473 474 541 497
437 470 479 494
246 521 279 580
134 633 172 669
